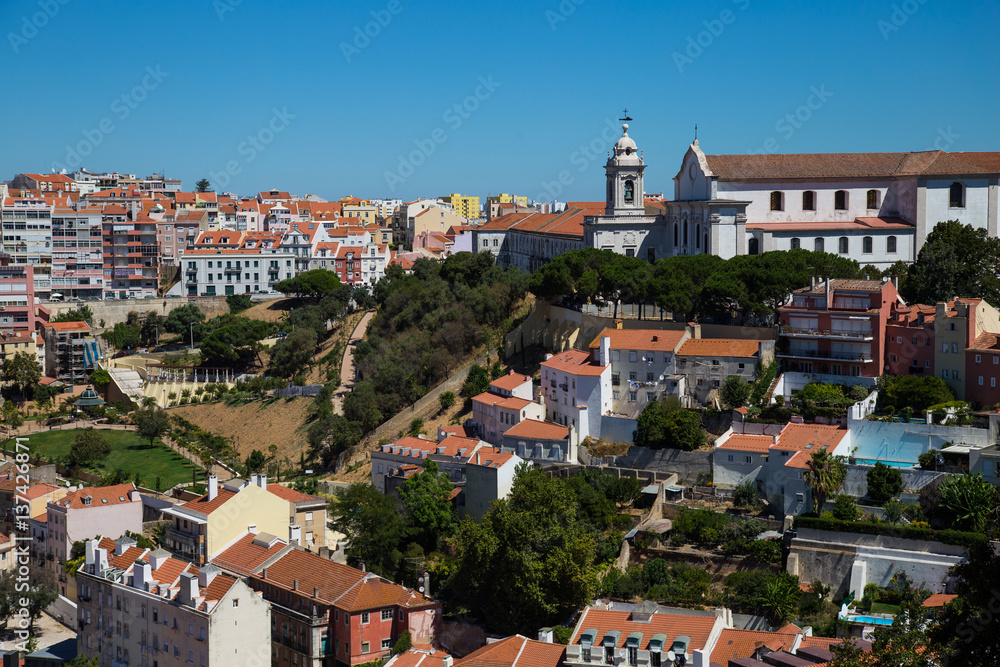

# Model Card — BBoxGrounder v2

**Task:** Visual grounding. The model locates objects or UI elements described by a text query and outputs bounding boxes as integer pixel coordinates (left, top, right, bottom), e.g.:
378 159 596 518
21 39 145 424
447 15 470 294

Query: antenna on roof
619 108 633 122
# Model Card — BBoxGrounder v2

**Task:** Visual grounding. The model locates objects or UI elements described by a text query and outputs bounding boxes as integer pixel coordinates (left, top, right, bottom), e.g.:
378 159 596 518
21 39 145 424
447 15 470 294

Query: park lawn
9 429 201 489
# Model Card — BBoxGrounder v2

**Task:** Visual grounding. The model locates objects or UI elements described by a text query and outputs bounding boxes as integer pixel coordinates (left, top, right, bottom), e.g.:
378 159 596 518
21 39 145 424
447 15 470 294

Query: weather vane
619 108 633 122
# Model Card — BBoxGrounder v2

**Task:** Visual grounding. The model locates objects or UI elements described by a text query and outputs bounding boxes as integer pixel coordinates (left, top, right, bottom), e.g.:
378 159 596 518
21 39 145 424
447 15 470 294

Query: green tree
877 375 954 413
68 428 110 468
90 368 111 388
2 402 23 432
398 459 456 550
267 327 318 378
245 449 266 474
275 269 343 299
803 449 847 513
194 178 212 193
329 484 408 577
134 408 170 447
0 570 58 636
866 462 903 504
163 304 206 336
936 472 995 533
51 304 94 323
1 351 41 401
392 631 413 655
756 574 801 626
733 480 761 509
449 465 599 634
903 220 1000 306
439 390 456 412
928 542 1000 663
831 494 860 521
633 396 704 451
461 365 490 398
200 318 273 366
720 375 752 409
226 293 254 313
830 587 932 666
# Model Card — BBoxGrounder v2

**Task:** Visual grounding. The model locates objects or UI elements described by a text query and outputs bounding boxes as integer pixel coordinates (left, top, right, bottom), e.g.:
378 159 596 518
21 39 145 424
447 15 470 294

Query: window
381 609 393 621
382 639 392 650
950 323 956 331
952 343 958 353
862 236 872 254
232 599 238 607
993 378 997 387
867 189 880 209
835 190 848 210
304 512 313 522
612 373 620 386
790 237 800 250
942 343 949 353
950 182 965 208
979 376 984 386
953 370 959 379
629 391 637 402
887 236 897 253
838 237 849 254
748 237 759 255
814 237 824 252
727 454 734 463
629 372 637 381
361 642 370 654
770 191 784 211
802 191 816 211
942 370 948 379
977 354 982 363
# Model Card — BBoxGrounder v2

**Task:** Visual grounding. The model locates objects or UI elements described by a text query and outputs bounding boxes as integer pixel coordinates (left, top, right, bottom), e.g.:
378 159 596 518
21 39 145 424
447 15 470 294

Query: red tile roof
704 150 998 180
676 339 765 358
589 328 687 353
710 627 800 665
387 649 452 667
570 607 719 654
43 321 90 332
211 531 289 576
922 593 958 608
456 635 564 666
488 372 532 392
541 349 607 376
471 392 532 411
716 434 772 453
773 424 849 454
267 483 323 504
52 483 136 510
180 488 237 515
747 217 914 232
502 419 570 441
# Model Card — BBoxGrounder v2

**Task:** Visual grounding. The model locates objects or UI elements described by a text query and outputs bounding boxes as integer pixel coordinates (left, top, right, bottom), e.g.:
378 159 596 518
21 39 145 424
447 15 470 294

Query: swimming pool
853 458 913 469
847 615 894 626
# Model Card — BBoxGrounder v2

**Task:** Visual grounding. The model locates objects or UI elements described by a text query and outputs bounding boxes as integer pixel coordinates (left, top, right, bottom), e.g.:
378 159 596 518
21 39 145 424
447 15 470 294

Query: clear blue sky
3 0 998 203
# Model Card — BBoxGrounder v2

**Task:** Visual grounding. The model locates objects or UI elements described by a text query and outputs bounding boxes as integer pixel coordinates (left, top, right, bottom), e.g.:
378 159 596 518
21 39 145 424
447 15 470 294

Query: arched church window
673 223 678 246
624 180 635 204
696 225 701 249
748 237 759 255
683 221 689 245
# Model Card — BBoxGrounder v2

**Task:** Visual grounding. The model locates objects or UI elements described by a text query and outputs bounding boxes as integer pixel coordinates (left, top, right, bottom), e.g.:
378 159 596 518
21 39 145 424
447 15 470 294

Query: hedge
793 515 987 549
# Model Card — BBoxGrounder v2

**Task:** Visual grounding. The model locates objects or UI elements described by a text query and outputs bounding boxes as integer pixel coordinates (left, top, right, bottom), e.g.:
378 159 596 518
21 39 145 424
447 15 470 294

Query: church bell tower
605 123 646 217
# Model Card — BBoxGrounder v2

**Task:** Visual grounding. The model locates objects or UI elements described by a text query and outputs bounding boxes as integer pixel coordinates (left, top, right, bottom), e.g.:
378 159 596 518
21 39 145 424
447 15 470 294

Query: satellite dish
666 651 676 661
418 586 425 593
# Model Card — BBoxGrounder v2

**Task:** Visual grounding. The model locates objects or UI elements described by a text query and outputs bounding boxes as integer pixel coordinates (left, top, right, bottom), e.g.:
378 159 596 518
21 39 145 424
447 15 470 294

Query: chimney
133 560 151 591
598 335 611 367
692 649 708 667
825 277 831 308
115 536 136 556
292 579 299 591
179 572 199 605
475 452 481 465
615 318 623 330
207 474 218 501
149 549 169 570
96 547 109 572
198 564 220 588
810 275 816 290
441 657 454 667
289 525 301 546
257 474 267 490
313 586 319 598
85 539 97 566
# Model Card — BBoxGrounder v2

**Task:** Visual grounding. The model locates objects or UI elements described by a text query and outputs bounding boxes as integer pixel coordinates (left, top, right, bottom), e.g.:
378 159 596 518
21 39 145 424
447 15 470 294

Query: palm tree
803 448 847 514
757 575 801 625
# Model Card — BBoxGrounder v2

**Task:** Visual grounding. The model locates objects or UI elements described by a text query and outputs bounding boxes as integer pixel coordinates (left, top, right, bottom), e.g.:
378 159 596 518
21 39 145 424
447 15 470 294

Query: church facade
487 122 1000 271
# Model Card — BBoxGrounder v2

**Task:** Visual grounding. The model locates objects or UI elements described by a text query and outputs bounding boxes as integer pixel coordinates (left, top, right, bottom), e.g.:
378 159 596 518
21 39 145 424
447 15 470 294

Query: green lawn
870 602 902 616
6 429 202 490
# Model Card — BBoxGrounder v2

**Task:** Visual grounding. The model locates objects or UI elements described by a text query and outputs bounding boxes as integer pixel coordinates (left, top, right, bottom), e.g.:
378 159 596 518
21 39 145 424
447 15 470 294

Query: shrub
866 462 903 504
733 480 761 509
439 391 456 412
832 495 860 521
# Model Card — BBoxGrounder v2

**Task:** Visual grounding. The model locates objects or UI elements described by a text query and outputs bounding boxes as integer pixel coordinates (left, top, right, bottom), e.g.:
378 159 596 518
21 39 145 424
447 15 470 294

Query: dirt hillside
170 397 313 462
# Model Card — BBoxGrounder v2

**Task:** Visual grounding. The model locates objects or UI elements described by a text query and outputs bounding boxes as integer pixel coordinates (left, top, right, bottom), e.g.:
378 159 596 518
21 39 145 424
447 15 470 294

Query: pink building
0 256 36 332
469 372 542 445
41 483 142 597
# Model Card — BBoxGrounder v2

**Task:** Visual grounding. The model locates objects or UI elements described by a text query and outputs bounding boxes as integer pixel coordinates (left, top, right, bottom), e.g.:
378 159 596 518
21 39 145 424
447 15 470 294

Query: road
332 310 376 416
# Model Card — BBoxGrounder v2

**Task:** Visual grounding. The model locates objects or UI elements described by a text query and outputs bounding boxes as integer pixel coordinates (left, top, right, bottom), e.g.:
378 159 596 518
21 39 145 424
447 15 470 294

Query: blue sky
3 0 998 202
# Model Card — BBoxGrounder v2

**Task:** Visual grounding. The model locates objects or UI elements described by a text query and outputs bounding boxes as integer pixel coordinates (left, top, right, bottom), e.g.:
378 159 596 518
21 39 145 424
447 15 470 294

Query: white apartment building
183 249 294 296
76 536 271 667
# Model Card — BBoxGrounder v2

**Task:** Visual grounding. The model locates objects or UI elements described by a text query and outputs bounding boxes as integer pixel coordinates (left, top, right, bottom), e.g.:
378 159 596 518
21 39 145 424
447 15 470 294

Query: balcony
779 348 873 363
780 325 873 340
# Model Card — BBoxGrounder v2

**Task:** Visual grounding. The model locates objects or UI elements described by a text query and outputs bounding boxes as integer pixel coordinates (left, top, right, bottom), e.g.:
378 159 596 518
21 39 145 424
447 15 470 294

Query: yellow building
0 330 36 364
487 193 529 207
162 474 290 565
442 193 481 221
342 204 377 224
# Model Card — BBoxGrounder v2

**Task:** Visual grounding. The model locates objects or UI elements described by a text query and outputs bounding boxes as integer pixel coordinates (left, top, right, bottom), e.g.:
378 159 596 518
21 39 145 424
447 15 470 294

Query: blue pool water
848 615 894 626
853 458 913 469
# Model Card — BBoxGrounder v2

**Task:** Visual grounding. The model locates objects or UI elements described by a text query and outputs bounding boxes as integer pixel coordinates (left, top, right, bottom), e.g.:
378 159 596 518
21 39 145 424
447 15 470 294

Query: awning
579 628 599 648
648 633 668 652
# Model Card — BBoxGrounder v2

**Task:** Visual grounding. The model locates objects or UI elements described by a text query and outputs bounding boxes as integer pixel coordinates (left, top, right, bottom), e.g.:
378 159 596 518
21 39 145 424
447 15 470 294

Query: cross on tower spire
619 108 633 122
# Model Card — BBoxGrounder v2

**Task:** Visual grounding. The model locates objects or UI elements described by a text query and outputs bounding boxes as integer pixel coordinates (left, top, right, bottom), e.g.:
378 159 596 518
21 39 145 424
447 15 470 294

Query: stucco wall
205 484 289 558
46 296 233 329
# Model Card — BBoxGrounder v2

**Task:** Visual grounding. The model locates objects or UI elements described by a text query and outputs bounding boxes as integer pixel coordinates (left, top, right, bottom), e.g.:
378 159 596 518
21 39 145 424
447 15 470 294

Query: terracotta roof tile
471 392 532 411
267 483 323 504
922 593 958 608
710 628 800 665
589 328 687 353
211 532 289 577
180 488 237 516
677 339 765 358
541 349 606 376
716 434 772 453
53 483 136 510
570 608 719 654
502 419 570 441
704 150 997 181
457 635 564 666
